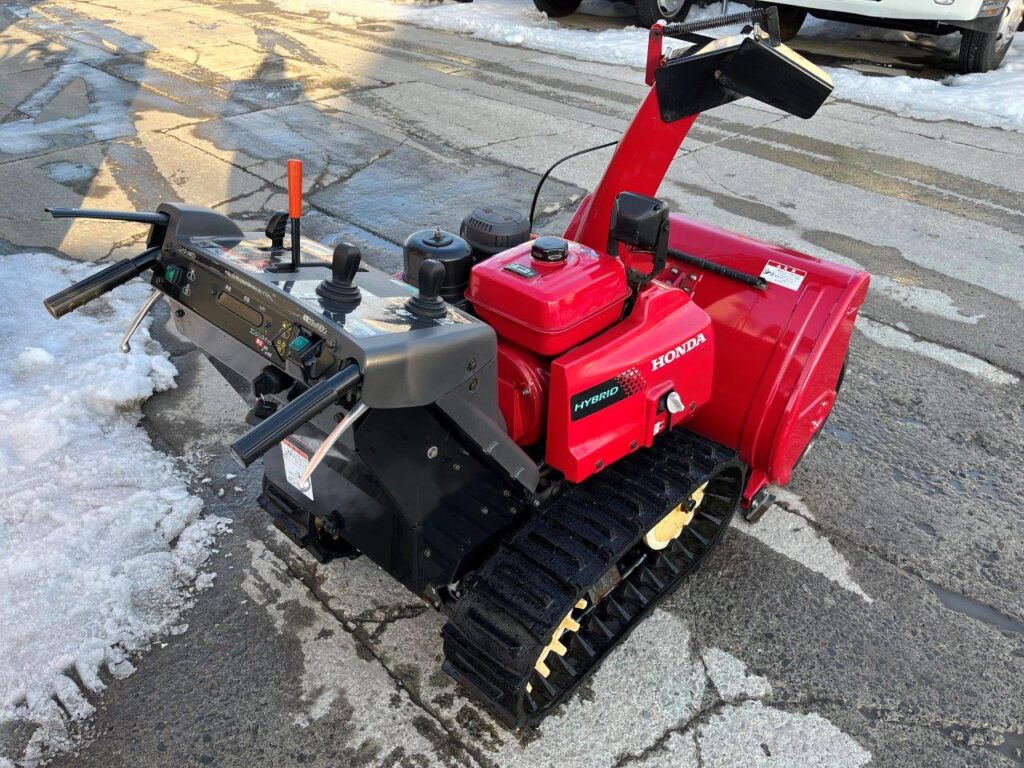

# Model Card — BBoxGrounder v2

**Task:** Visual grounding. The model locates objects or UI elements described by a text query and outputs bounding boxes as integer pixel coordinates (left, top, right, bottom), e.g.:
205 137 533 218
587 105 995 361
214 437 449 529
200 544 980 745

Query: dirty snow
0 253 225 765
827 39 1024 132
732 488 874 603
857 316 1018 385
279 0 1024 132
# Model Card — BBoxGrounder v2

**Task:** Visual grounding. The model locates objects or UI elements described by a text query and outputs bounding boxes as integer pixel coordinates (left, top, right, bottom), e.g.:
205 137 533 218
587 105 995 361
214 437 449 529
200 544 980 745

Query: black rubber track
441 429 743 727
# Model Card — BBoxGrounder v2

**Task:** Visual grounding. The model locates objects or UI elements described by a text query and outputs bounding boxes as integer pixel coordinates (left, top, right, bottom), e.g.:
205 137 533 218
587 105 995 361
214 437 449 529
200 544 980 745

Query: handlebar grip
230 363 362 468
45 208 169 225
43 248 161 319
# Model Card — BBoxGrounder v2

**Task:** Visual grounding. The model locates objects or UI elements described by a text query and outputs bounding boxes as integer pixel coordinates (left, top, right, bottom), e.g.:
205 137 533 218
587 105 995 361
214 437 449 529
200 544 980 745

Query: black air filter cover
403 228 473 302
460 206 530 260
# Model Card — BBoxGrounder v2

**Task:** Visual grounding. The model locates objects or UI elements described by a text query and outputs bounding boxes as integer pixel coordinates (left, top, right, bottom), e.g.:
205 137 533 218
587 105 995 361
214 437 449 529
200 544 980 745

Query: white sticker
281 439 314 500
760 260 806 291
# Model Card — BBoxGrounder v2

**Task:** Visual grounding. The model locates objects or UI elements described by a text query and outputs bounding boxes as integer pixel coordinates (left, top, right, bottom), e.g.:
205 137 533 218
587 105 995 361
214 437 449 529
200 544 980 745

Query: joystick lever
405 259 447 319
265 210 288 251
316 243 362 311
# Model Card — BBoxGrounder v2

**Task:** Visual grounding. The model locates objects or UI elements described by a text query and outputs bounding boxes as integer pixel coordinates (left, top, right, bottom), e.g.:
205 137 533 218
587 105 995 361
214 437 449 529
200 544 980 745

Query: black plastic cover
460 206 531 260
403 228 473 302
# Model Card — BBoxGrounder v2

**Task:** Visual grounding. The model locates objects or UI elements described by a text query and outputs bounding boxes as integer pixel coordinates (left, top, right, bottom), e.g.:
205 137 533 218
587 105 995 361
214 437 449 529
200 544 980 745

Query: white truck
752 0 1020 72
534 0 1021 73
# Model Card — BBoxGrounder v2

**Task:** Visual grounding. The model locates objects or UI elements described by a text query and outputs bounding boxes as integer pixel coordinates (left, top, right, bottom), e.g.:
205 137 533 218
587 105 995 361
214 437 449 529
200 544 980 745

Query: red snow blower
43 10 867 726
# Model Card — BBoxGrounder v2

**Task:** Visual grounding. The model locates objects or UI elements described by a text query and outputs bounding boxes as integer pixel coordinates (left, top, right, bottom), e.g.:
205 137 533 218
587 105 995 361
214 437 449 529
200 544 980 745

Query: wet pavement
1 0 1022 766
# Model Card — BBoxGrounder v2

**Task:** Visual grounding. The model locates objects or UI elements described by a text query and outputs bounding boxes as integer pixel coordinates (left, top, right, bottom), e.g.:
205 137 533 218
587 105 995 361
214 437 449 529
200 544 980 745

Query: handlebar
45 207 169 225
43 247 162 319
230 363 363 468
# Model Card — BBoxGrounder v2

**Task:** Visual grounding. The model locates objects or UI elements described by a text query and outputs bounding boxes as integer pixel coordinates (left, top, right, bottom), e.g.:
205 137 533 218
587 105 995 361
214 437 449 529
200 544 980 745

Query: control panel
149 208 495 412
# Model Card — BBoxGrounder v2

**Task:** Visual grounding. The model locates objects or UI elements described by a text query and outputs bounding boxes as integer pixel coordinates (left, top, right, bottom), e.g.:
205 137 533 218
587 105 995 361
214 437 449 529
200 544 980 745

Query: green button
288 335 311 353
164 265 179 283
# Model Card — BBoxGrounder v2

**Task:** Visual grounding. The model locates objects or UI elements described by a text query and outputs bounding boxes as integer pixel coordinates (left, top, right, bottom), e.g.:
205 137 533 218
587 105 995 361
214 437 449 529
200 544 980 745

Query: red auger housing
42 9 868 727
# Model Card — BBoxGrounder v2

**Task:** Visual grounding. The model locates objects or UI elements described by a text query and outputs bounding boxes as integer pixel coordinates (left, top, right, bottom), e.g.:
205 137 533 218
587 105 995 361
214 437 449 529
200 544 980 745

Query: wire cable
528 141 619 230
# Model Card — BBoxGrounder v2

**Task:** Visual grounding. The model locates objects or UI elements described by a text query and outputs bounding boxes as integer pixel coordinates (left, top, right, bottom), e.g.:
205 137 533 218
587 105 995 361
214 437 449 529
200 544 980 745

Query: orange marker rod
287 159 303 270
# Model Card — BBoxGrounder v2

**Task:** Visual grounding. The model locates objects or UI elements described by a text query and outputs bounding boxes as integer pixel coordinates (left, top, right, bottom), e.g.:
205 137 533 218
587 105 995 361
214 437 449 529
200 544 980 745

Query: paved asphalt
1 0 1022 766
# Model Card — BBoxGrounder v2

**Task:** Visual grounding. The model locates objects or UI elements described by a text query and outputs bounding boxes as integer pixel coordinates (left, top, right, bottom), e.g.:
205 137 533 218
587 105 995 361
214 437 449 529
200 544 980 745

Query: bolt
452 463 461 471
595 460 604 469
174 309 185 318
630 440 638 450
427 446 438 459
520 387 530 396
424 549 431 558
468 379 478 391
467 357 477 371
481 506 489 515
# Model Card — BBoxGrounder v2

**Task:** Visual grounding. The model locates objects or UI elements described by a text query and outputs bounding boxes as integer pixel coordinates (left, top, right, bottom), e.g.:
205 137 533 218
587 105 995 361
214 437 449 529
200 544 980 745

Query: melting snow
278 0 1024 132
0 253 226 765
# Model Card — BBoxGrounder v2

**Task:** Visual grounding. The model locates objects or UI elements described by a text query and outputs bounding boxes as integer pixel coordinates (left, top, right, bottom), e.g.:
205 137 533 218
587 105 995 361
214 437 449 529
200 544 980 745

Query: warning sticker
760 260 806 291
281 439 314 501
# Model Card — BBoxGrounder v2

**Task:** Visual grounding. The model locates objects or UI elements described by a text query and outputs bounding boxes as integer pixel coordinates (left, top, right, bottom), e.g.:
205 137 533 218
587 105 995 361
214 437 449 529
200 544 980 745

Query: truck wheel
533 0 583 16
958 0 1022 73
636 0 696 27
752 1 807 41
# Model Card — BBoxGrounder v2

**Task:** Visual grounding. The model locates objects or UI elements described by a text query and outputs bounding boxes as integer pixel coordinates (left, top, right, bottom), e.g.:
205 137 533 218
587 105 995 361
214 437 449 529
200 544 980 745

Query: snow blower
43 11 867 726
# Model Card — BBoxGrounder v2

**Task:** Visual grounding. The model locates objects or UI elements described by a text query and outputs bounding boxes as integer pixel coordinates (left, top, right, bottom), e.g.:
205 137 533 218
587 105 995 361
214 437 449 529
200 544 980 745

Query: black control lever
43 247 161 319
265 210 289 251
46 207 169 225
405 259 447 319
316 243 361 311
230 363 362 468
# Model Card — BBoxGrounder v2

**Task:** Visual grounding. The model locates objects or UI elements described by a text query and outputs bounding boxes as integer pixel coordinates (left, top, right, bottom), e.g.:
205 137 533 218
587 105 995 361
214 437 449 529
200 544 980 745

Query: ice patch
702 648 772 702
733 489 873 603
871 276 983 324
283 0 1024 132
857 316 1017 385
698 701 872 768
0 253 226 766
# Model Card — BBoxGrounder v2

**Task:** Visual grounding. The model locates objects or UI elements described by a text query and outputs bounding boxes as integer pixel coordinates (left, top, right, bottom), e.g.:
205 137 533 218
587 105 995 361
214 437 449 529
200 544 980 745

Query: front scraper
43 10 868 727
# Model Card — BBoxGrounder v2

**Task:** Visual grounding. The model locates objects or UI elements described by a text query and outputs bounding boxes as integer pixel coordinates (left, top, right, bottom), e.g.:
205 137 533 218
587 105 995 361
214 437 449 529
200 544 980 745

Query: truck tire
958 0 1022 73
636 0 696 28
533 0 583 16
752 1 807 41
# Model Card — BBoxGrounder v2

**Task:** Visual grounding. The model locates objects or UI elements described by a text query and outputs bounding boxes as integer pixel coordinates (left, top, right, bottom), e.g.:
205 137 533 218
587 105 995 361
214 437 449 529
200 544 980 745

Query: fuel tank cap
531 236 568 263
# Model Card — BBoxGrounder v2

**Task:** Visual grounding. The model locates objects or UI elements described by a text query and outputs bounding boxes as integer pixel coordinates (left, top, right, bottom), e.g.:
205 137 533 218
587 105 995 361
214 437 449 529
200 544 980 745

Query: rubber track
441 429 742 726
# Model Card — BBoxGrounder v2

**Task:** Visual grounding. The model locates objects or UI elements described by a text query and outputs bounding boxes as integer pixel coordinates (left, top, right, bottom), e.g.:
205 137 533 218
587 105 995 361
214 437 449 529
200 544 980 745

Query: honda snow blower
43 12 867 726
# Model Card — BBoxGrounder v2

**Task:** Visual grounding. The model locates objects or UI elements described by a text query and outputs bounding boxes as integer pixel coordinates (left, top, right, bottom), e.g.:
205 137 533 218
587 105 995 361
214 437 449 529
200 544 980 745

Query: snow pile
277 0 1024 132
828 38 1024 131
0 254 225 764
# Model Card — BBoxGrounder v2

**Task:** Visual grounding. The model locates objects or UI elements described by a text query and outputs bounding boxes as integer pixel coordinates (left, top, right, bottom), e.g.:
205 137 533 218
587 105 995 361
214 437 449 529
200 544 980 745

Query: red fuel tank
466 238 629 357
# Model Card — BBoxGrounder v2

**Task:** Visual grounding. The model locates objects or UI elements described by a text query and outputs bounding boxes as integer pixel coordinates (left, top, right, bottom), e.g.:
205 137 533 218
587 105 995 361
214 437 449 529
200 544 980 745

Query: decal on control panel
275 280 472 337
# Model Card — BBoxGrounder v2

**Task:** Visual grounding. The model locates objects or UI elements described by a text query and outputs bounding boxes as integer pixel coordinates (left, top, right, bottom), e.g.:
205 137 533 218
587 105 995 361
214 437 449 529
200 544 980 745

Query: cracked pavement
1 0 1022 765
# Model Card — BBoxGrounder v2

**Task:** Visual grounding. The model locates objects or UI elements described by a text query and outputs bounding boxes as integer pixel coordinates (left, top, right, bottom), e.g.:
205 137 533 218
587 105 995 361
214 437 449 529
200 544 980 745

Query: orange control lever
286 159 303 270
287 159 303 218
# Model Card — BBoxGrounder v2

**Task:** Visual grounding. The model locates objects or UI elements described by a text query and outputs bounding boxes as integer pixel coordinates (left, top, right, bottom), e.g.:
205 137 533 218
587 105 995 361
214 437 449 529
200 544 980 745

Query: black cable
528 141 618 231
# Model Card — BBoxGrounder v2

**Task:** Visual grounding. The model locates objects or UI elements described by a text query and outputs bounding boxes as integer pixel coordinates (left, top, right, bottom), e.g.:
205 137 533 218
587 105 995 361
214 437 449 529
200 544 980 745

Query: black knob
252 366 289 398
316 243 361 310
405 259 447 319
531 236 568 263
265 210 288 250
